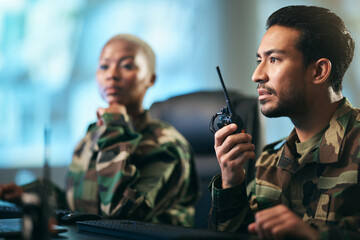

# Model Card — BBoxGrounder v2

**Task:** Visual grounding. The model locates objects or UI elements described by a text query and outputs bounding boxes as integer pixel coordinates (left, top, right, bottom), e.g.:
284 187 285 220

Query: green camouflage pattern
66 111 199 227
209 98 360 239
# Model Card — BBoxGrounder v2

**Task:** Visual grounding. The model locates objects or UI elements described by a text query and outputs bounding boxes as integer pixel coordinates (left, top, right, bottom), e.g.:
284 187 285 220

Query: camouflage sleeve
95 113 194 222
316 184 360 240
208 174 254 232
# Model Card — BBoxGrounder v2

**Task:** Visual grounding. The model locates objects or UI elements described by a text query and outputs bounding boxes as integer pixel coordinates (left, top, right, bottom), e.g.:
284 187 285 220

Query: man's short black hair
266 5 355 92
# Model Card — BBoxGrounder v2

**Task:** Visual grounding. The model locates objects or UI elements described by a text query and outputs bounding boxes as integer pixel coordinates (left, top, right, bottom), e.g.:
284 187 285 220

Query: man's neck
292 93 343 142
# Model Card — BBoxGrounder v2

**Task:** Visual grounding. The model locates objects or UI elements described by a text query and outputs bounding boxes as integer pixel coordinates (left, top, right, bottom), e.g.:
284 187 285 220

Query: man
0 34 199 227
210 5 360 240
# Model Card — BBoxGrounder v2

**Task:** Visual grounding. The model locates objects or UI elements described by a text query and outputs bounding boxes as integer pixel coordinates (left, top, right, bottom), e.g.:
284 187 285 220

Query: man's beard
260 87 306 118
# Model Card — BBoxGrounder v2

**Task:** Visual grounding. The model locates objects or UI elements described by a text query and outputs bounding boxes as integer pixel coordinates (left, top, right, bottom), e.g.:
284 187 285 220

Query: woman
1 34 199 227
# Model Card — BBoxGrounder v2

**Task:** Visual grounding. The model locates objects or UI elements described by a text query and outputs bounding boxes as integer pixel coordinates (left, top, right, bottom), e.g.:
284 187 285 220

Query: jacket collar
278 97 354 171
317 97 353 164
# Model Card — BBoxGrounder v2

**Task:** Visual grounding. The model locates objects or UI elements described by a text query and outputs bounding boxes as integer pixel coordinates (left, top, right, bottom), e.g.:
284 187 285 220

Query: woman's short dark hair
266 5 355 92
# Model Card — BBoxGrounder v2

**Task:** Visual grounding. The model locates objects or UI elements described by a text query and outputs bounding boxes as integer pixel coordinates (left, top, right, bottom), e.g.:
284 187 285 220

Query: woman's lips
105 86 122 95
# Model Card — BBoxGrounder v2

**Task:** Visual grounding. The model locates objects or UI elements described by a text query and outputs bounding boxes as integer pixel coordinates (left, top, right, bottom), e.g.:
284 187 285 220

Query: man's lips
257 87 274 101
257 88 271 95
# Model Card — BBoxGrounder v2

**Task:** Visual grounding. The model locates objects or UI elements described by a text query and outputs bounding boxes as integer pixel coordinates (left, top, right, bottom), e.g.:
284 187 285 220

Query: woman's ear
313 58 332 85
147 74 156 88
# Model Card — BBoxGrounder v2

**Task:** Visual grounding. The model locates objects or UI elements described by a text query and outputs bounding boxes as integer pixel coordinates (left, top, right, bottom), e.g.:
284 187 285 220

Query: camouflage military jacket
66 111 199 227
209 98 360 239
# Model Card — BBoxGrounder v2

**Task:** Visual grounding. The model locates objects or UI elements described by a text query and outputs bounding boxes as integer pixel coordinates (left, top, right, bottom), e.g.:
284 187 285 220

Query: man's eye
270 57 278 63
99 64 108 70
256 59 261 65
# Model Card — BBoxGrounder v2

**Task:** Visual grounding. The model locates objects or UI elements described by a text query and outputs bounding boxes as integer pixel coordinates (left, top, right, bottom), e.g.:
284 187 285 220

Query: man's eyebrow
256 49 286 58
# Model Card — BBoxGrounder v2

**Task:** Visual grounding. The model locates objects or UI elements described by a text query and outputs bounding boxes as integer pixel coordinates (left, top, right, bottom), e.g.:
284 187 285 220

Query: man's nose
252 62 268 83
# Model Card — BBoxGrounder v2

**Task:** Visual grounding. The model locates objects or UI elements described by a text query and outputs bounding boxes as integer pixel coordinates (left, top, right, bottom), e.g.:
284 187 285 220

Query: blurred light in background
1 0 360 170
0 0 222 167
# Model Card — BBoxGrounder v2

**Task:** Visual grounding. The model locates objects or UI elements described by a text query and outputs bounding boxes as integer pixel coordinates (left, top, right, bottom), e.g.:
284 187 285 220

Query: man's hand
0 183 23 204
96 103 127 126
248 204 319 240
214 123 255 189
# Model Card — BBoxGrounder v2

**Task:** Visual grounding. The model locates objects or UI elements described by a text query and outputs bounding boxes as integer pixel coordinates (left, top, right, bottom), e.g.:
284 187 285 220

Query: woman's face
96 39 154 107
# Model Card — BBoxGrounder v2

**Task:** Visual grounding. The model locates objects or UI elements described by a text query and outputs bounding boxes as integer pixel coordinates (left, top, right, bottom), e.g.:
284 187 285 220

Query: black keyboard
0 205 23 219
77 219 259 240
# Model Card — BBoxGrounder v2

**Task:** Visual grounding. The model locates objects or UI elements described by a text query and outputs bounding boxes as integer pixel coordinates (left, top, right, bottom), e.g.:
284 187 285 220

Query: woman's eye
121 63 136 70
99 64 108 70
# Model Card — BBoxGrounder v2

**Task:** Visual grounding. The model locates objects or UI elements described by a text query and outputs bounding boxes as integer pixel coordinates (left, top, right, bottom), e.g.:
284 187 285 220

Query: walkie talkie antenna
210 66 246 134
216 66 235 115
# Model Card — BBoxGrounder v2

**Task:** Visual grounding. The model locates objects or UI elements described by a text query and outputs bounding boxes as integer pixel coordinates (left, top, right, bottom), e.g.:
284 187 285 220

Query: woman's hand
96 103 127 126
0 183 24 204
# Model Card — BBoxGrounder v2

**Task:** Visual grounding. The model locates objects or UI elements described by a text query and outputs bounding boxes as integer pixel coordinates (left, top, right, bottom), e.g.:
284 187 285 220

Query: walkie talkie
209 66 246 134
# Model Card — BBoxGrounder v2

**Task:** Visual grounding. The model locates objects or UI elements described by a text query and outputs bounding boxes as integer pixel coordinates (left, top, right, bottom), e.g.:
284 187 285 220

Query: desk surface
0 219 258 240
56 224 259 240
0 200 258 240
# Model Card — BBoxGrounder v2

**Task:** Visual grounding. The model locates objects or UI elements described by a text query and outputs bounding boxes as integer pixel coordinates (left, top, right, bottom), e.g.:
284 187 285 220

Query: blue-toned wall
1 0 360 185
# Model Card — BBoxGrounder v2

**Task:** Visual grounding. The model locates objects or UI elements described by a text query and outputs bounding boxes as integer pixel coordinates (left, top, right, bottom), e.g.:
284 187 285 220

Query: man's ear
313 58 332 85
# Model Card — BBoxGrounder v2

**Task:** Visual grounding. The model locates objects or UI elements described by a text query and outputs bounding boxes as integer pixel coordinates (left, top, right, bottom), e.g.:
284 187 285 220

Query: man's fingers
227 142 255 160
253 205 308 239
250 205 319 239
214 124 238 147
215 125 252 151
247 222 257 234
270 218 296 239
214 124 255 189
216 135 254 165
221 134 252 152
254 205 287 230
